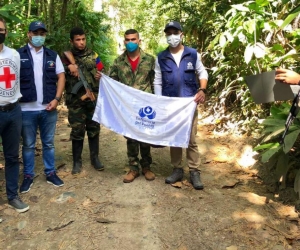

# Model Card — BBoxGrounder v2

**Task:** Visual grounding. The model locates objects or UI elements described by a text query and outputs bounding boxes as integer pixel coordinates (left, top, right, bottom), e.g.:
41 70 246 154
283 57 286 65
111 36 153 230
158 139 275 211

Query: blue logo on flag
139 106 156 119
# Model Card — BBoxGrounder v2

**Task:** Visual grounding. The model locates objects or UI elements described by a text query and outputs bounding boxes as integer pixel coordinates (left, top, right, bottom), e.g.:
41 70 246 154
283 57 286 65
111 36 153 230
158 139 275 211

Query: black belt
0 101 18 112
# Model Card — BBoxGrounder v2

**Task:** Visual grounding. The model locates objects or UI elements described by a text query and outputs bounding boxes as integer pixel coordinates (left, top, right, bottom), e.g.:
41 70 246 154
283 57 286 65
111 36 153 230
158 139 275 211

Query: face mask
0 33 5 44
166 34 182 48
125 42 139 52
31 36 45 47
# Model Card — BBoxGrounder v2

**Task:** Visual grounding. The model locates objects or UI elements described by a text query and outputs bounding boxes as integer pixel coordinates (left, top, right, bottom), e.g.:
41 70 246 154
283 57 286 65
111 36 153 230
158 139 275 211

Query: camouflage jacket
62 48 103 106
109 49 155 93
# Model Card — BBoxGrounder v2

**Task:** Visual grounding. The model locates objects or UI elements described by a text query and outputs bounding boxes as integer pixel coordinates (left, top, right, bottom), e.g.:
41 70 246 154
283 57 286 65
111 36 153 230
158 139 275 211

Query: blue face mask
125 42 139 52
31 36 45 47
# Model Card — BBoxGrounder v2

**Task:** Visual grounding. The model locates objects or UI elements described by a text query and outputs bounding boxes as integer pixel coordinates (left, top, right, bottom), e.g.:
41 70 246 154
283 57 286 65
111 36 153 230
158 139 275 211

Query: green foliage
0 0 116 68
207 0 300 134
254 103 300 197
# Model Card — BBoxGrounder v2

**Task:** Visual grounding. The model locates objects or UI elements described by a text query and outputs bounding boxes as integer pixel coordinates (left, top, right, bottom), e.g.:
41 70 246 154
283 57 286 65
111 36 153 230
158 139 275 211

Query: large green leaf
261 146 282 163
264 126 286 133
262 127 285 143
262 119 285 126
283 129 300 153
254 142 280 151
275 153 289 186
294 170 300 198
256 0 270 7
280 5 300 29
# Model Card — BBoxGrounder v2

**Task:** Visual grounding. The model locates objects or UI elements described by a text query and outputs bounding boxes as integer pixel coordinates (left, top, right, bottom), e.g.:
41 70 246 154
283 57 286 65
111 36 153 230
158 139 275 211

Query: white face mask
166 34 182 48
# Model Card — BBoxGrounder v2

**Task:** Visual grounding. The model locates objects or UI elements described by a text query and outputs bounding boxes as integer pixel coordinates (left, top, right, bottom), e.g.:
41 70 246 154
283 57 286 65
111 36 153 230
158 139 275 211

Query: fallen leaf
171 182 182 188
182 180 192 187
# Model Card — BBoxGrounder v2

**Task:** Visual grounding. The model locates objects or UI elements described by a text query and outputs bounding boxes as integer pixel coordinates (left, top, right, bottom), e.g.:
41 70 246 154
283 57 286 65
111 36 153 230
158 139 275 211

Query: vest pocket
183 70 197 96
161 70 173 85
45 85 56 103
20 61 32 82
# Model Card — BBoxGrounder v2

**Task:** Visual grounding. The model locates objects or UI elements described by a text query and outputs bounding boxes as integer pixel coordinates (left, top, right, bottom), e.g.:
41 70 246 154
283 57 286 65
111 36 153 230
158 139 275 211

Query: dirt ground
0 105 300 250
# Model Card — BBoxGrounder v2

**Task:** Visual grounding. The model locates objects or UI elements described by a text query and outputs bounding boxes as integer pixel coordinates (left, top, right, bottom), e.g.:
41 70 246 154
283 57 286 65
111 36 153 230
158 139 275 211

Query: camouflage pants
125 137 152 170
68 103 100 140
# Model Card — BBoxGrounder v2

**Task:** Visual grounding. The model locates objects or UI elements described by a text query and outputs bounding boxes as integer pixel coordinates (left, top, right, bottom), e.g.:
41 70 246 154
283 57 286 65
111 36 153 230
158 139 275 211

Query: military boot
142 167 155 181
72 139 83 175
88 135 104 171
165 168 184 184
190 171 204 190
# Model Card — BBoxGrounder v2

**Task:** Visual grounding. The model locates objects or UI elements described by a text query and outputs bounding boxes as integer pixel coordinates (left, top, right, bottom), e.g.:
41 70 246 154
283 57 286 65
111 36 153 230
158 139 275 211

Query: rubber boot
88 135 104 171
190 171 204 190
72 139 83 175
165 168 184 184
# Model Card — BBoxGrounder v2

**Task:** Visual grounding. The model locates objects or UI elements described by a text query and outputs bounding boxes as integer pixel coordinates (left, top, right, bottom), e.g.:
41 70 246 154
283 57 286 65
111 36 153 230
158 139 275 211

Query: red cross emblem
0 66 16 89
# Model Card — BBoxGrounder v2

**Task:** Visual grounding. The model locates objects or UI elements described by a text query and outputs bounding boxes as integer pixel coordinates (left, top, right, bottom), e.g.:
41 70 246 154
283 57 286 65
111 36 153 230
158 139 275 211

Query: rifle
279 89 300 144
71 68 96 105
63 51 96 106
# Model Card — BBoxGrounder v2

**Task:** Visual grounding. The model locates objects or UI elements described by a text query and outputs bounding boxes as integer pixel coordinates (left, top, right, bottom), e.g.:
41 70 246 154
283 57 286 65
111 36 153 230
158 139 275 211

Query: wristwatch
54 96 61 102
198 88 207 94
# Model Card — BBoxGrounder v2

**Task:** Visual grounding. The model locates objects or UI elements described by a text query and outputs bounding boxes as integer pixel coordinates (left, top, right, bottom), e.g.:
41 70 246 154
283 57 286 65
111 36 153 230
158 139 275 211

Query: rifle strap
64 51 76 65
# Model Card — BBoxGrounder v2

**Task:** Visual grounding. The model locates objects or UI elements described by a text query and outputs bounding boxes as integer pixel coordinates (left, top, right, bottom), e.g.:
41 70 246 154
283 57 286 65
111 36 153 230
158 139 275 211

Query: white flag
92 74 197 148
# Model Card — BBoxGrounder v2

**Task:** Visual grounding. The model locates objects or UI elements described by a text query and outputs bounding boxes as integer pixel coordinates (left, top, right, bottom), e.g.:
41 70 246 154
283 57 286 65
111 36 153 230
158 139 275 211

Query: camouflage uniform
63 48 100 140
109 49 155 170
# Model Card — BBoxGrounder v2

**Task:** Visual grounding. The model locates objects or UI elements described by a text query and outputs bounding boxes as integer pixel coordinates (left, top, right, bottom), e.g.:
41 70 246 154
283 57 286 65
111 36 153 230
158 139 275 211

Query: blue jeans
21 110 57 176
0 104 22 200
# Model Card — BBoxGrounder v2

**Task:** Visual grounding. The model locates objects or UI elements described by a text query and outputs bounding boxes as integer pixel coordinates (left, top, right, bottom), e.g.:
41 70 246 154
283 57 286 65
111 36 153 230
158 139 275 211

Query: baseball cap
164 21 182 32
29 21 47 32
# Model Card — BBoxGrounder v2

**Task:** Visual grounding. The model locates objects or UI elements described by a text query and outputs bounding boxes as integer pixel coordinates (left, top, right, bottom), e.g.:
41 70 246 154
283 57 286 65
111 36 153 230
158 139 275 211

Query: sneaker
8 196 29 213
46 172 64 187
20 175 34 193
123 170 140 183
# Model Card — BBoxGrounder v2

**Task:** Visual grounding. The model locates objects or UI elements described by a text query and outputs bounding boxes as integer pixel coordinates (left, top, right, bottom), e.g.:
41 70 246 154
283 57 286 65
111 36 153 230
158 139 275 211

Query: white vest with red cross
0 45 22 105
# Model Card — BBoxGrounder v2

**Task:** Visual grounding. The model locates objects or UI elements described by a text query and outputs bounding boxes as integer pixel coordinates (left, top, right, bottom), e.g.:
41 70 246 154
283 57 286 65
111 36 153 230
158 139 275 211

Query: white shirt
20 44 64 111
153 50 208 95
0 45 22 105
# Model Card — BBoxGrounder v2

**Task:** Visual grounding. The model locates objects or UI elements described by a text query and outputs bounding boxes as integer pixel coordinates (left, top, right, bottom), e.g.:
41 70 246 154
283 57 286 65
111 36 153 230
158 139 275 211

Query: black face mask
0 33 5 44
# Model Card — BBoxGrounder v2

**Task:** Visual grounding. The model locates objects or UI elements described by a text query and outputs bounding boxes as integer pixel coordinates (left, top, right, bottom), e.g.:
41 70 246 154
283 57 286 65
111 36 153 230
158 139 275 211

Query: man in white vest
0 17 29 213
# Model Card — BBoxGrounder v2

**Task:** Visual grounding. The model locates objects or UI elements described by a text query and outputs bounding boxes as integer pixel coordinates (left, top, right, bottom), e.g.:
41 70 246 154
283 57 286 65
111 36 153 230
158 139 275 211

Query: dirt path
0 106 299 250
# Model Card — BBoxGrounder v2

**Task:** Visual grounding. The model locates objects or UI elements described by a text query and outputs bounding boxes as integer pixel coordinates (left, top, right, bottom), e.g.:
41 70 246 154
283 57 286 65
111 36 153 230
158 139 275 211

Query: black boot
88 135 104 171
72 140 83 175
165 168 184 184
190 171 204 190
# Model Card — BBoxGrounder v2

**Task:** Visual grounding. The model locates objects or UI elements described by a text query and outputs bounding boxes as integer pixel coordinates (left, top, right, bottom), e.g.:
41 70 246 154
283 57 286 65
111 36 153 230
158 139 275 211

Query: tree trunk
60 0 68 25
48 0 54 32
27 0 31 18
42 0 47 24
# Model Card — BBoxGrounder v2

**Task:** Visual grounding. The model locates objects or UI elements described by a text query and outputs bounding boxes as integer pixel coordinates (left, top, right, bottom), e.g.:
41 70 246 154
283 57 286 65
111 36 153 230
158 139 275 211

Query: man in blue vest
153 21 208 190
17 21 65 193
